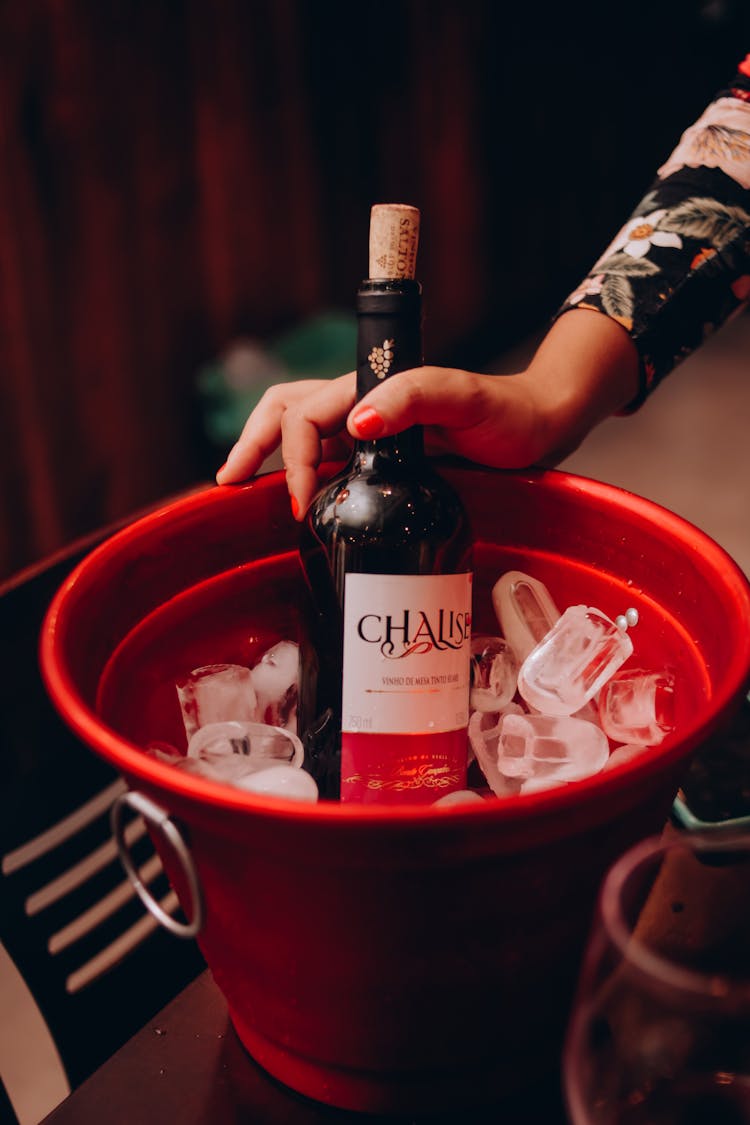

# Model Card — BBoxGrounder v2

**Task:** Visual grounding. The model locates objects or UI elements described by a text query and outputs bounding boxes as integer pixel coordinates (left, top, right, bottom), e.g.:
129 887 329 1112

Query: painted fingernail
290 495 300 519
352 406 384 439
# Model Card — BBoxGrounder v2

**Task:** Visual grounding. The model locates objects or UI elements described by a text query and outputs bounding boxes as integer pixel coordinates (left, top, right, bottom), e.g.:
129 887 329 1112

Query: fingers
216 373 357 520
216 379 328 484
347 366 545 468
281 374 356 515
347 367 486 440
215 364 557 526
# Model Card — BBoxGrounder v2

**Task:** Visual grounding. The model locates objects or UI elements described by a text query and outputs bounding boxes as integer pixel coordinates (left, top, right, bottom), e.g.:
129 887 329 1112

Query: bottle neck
354 278 424 464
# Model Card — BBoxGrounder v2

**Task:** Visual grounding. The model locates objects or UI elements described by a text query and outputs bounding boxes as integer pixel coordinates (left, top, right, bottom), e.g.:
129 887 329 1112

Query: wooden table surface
40 968 569 1125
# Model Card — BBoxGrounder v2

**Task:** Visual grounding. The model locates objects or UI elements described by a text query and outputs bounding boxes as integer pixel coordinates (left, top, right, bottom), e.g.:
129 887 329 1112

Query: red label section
340 729 467 805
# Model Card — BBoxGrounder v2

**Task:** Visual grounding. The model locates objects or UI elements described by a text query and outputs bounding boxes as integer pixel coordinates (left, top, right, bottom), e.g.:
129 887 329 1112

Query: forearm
557 55 750 408
517 308 640 462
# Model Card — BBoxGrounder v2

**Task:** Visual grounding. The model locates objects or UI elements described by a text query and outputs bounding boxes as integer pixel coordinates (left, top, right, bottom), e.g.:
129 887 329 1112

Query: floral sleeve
557 55 750 409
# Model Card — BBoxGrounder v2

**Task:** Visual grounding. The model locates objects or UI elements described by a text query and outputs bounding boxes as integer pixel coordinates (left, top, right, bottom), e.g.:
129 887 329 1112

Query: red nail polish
291 495 300 519
352 407 384 439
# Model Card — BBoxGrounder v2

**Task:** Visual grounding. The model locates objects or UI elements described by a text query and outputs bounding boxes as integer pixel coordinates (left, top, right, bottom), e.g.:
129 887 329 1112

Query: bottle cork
368 204 420 280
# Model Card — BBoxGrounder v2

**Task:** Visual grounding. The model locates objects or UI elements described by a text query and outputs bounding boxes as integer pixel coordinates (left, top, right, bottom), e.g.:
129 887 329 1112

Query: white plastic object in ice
187 720 303 768
491 570 561 663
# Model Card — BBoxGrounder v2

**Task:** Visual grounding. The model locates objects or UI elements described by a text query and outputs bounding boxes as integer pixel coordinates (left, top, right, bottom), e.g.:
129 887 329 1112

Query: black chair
0 525 205 1124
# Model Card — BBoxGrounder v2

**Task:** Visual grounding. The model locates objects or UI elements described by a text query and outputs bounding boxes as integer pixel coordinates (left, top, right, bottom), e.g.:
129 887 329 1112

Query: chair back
0 530 205 1122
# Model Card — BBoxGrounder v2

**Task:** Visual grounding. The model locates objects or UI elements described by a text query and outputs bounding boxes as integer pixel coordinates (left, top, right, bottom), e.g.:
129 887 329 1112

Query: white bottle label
341 572 472 734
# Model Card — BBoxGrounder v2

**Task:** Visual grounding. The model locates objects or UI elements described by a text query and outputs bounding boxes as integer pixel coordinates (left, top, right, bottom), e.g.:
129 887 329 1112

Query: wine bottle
298 204 473 804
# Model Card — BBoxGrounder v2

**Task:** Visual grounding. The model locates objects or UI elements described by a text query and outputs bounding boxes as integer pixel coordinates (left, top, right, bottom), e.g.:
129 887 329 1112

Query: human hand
215 365 550 515
215 310 640 519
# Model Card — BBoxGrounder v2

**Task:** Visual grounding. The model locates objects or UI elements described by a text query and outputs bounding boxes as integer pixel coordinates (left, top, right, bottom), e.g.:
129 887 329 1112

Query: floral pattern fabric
558 56 750 408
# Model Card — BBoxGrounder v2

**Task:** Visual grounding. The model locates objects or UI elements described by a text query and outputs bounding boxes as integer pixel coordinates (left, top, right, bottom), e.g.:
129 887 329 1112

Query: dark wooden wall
1 0 747 579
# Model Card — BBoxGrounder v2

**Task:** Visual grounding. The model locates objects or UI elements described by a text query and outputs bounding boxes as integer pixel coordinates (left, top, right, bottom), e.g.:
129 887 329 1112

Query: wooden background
1 0 747 580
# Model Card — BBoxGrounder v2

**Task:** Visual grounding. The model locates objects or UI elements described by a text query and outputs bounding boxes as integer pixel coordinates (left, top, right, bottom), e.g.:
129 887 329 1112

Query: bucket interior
43 464 750 819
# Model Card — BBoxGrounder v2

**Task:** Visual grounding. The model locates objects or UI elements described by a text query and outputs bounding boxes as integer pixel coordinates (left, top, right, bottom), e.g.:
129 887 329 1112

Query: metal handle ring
110 789 204 939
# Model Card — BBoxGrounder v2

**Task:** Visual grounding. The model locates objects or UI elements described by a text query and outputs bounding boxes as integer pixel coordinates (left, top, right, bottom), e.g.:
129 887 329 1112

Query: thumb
346 366 484 439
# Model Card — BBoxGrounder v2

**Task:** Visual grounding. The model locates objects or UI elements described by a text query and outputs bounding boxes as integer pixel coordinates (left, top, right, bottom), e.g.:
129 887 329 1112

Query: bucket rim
39 466 750 826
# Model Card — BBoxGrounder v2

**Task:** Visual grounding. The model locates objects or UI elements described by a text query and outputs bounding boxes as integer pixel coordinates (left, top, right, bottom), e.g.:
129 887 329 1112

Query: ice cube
598 668 675 745
467 700 524 767
176 663 258 740
467 711 523 797
470 635 518 712
145 741 183 764
180 752 260 785
602 743 650 771
177 722 304 788
498 712 609 783
492 571 561 663
519 776 568 795
433 790 486 807
235 764 318 802
251 641 299 728
517 606 638 716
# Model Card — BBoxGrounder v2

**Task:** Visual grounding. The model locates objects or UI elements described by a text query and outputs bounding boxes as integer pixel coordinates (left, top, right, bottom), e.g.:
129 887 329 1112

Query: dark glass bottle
298 206 472 803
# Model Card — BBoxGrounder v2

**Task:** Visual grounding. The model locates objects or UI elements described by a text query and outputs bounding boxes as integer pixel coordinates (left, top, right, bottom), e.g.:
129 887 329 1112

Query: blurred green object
196 311 357 447
671 689 750 833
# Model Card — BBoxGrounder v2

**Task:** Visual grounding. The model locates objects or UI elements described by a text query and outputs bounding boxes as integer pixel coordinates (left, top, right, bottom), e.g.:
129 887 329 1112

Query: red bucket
40 465 750 1114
